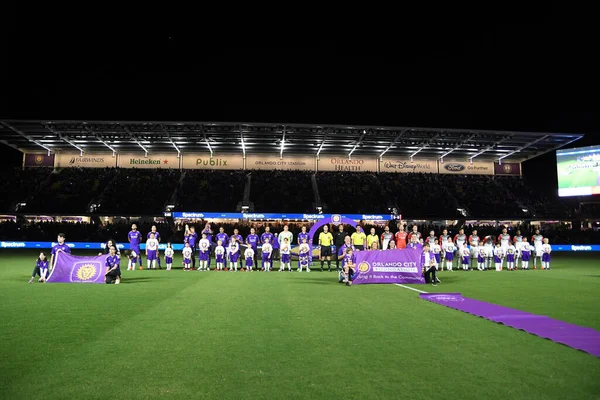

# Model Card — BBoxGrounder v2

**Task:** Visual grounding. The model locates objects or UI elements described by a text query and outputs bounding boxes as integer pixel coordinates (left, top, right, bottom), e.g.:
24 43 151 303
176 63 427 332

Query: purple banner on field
494 162 520 175
24 153 55 167
352 248 425 284
46 252 109 284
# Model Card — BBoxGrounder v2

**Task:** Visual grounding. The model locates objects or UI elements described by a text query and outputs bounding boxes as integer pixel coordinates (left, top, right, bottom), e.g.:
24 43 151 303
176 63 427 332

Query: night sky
2 10 598 179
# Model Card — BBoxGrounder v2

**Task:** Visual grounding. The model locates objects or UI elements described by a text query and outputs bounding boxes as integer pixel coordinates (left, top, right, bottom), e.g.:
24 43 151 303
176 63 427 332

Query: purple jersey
202 229 213 244
272 236 280 249
185 232 198 248
344 253 356 267
37 260 49 272
51 243 71 255
105 255 120 270
147 231 161 242
231 234 243 244
261 232 274 245
246 234 259 249
128 230 142 247
298 232 310 245
216 233 229 246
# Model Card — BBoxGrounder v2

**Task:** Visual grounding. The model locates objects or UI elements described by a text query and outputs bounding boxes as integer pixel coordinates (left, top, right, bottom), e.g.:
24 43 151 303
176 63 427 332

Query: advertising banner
55 153 117 168
170 212 394 221
494 162 521 176
352 248 425 284
318 156 377 172
117 153 179 169
380 158 438 173
245 155 315 171
181 154 243 170
23 153 55 167
438 160 494 175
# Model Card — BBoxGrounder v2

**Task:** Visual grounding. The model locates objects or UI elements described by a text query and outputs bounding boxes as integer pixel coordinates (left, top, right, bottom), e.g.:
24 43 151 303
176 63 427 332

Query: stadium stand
317 172 390 214
250 170 314 212
0 167 52 212
178 170 247 212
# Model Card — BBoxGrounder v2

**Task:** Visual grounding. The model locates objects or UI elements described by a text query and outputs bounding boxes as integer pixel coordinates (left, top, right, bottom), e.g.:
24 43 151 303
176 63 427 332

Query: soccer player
506 242 517 270
246 228 259 270
333 224 349 271
278 225 294 252
182 242 192 271
319 225 334 272
484 237 494 270
498 228 511 261
395 224 408 249
531 229 544 269
351 225 367 250
148 225 162 268
342 247 357 286
146 232 159 270
381 225 393 250
261 238 273 271
407 225 421 243
426 230 436 247
244 246 254 272
461 246 471 271
184 225 198 270
198 233 211 271
231 229 244 245
469 230 480 269
128 224 143 269
279 237 292 272
229 237 240 271
50 233 71 270
298 226 310 246
422 243 440 285
541 238 552 270
439 228 451 261
431 238 441 270
493 242 504 271
298 238 311 272
272 233 280 261
202 223 214 270
513 229 524 267
477 246 487 271
443 239 455 271
215 240 225 271
216 227 229 250
366 227 379 251
164 242 174 271
454 228 467 269
29 252 49 283
520 239 532 270
104 246 121 284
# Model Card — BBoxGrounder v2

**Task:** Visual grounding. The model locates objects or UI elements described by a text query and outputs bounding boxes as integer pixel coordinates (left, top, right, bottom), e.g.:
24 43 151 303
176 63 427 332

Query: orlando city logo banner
46 252 109 284
352 248 425 285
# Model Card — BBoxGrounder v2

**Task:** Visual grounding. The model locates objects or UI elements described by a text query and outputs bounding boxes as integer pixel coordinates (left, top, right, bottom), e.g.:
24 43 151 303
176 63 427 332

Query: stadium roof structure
0 119 585 163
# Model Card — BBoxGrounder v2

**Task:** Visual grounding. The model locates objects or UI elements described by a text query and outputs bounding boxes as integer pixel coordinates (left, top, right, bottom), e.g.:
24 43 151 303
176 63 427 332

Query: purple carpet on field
420 293 600 358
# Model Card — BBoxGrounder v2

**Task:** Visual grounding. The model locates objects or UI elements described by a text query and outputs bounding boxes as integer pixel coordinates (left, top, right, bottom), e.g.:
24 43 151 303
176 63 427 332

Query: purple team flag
352 248 425 284
24 153 55 167
46 252 109 284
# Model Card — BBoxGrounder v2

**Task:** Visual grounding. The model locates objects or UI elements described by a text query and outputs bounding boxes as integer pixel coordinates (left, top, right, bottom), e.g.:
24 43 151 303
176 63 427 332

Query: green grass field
557 159 599 189
1 251 599 400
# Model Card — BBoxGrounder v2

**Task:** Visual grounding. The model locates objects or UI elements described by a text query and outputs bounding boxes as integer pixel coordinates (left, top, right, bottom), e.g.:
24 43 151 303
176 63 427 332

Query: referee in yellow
318 225 334 272
367 227 380 250
351 225 367 250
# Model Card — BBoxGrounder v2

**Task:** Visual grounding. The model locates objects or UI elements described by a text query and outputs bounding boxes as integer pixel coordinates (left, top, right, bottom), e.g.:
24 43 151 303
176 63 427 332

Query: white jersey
444 243 456 254
439 234 451 245
229 242 239 254
455 234 467 248
215 245 225 256
506 245 516 256
182 247 192 260
281 243 290 255
262 243 273 255
244 248 254 259
484 242 494 257
199 239 210 252
470 244 479 256
461 248 470 257
499 234 511 247
532 234 544 248
146 238 158 251
431 243 441 255
423 251 434 267
494 247 504 258
299 243 310 256
469 235 480 246
542 243 552 254
513 235 524 249
164 247 174 258
278 231 294 246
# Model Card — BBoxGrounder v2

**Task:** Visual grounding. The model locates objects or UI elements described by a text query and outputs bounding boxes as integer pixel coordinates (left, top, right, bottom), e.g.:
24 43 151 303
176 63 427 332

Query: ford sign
444 163 466 172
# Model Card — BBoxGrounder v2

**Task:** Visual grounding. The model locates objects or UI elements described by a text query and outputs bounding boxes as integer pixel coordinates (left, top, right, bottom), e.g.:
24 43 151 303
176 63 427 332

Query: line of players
411 227 553 271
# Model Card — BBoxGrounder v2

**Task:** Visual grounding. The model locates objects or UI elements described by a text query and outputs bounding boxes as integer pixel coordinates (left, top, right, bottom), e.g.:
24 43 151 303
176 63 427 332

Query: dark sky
1 9 598 174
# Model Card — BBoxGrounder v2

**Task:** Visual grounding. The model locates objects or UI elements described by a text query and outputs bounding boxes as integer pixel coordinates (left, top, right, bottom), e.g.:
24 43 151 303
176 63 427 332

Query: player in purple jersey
148 225 161 268
342 247 357 286
272 232 280 261
216 227 229 252
29 252 49 283
50 233 71 270
184 225 199 270
202 223 214 269
246 228 259 270
297 226 310 246
128 224 143 268
104 246 121 284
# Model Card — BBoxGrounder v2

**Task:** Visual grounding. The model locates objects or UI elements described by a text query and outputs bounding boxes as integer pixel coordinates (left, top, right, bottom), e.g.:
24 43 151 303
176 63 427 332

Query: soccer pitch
557 159 600 189
1 251 599 400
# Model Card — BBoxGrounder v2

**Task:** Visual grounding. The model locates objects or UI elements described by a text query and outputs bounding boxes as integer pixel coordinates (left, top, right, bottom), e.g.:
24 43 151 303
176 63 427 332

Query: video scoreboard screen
557 145 600 197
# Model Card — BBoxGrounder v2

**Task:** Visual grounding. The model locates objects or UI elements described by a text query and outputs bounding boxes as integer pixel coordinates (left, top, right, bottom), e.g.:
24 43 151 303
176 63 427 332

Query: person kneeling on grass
342 247 357 286
29 252 49 283
105 246 121 284
422 243 441 286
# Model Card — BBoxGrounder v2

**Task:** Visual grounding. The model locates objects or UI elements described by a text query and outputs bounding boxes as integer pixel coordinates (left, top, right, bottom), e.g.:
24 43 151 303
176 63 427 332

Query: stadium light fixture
379 130 406 159
409 133 441 158
348 130 367 159
1 121 53 155
201 127 213 159
469 136 511 162
45 125 84 156
122 125 148 157
280 127 286 160
438 134 476 160
161 124 181 158
83 124 116 156
240 129 246 158
496 135 549 163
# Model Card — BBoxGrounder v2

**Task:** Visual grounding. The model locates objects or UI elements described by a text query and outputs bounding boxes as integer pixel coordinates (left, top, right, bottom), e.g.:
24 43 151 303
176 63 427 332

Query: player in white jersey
145 234 159 269
453 229 467 269
513 230 524 266
493 242 504 271
469 229 480 269
215 241 225 271
484 237 494 270
439 229 451 261
531 229 544 269
164 243 174 271
541 238 552 270
497 228 511 260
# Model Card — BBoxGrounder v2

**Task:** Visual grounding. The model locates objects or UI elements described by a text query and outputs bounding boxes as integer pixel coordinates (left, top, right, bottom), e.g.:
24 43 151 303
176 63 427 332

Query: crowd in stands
0 168 52 212
250 170 314 212
178 170 246 211
317 172 390 214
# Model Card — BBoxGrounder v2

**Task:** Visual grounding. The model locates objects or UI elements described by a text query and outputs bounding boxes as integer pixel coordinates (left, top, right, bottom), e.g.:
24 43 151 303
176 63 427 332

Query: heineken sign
118 153 179 168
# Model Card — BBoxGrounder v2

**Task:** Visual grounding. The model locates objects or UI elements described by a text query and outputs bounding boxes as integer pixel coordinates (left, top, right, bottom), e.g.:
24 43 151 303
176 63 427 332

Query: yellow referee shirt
351 231 367 246
319 232 333 246
367 234 379 249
